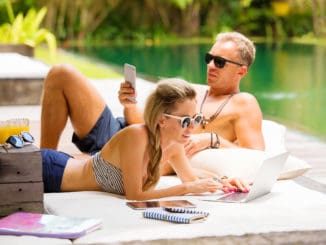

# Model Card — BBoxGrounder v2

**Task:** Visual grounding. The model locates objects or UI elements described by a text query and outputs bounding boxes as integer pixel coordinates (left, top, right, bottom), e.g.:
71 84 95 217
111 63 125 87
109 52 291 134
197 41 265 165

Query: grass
33 37 213 79
35 46 121 79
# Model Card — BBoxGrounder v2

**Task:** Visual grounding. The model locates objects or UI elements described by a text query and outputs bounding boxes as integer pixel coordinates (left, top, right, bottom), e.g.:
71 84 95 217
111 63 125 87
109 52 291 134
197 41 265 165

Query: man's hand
118 82 137 108
184 133 211 157
118 82 144 124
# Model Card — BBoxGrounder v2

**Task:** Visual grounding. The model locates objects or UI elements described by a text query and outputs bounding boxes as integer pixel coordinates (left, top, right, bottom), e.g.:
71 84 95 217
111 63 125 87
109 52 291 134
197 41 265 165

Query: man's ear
238 65 248 76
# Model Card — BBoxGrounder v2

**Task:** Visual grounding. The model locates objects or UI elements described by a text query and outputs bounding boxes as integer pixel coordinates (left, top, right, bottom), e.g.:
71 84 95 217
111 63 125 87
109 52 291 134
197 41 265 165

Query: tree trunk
180 1 201 37
312 0 326 37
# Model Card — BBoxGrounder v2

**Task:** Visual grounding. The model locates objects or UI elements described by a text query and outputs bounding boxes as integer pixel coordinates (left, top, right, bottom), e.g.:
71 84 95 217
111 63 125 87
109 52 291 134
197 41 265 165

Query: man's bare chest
195 92 237 140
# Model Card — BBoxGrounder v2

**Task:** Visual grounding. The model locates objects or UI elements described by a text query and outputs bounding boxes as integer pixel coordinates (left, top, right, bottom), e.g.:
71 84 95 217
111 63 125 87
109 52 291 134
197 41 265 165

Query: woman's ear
158 114 166 128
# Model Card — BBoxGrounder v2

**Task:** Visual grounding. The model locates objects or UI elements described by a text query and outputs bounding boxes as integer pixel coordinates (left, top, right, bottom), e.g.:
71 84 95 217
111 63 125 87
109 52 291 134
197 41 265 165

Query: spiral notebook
0 212 102 239
142 207 209 224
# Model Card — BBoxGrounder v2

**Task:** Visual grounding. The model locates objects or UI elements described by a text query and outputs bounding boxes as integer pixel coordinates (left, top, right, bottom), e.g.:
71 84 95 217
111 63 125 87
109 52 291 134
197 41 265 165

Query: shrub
0 1 56 59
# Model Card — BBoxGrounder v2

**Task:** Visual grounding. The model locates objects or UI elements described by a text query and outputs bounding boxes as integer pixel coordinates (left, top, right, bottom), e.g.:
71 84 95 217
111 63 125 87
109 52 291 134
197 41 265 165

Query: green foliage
170 0 193 9
3 0 14 22
283 11 313 37
1 0 317 45
0 1 56 59
89 0 315 43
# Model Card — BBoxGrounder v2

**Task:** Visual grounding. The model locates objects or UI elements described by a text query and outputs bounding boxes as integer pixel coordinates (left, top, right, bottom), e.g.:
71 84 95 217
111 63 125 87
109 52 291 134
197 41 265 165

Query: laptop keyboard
217 192 249 202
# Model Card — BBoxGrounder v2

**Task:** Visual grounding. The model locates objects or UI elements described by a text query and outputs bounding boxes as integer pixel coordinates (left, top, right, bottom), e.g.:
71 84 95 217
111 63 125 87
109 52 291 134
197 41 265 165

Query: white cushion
42 180 326 244
0 236 71 245
189 148 311 183
262 119 287 154
279 154 311 180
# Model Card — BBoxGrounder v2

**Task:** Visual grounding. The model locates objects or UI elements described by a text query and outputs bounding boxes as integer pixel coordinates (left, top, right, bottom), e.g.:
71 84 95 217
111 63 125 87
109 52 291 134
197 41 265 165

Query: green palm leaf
0 5 57 59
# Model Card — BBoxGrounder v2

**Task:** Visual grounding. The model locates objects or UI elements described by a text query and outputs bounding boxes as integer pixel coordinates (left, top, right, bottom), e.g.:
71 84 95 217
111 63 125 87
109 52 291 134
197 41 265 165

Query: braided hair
142 78 196 190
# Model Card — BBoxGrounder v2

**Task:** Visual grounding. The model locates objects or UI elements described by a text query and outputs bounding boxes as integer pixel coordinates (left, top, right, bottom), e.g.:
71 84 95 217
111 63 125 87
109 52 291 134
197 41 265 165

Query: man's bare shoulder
230 92 262 117
233 92 259 106
192 83 207 93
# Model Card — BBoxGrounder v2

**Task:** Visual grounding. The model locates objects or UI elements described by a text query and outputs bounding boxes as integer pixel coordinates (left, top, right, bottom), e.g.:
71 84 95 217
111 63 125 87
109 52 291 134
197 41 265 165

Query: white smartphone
124 63 136 102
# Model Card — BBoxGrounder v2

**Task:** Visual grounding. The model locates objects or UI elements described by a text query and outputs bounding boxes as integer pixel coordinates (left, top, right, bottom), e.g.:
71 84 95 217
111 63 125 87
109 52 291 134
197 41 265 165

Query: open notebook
205 152 289 203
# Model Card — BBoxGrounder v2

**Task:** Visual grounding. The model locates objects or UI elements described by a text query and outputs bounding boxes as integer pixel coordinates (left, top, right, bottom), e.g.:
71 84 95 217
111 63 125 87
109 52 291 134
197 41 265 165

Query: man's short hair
216 32 256 67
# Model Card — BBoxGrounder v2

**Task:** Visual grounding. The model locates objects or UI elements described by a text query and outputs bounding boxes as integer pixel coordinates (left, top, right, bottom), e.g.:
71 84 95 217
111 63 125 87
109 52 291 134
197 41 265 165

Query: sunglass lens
181 117 191 128
21 132 34 143
213 56 226 68
193 115 203 126
205 53 226 68
205 53 213 64
6 136 24 148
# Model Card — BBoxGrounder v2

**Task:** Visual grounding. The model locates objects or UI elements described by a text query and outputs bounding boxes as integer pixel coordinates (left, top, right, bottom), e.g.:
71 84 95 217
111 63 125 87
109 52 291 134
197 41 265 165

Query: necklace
199 90 235 129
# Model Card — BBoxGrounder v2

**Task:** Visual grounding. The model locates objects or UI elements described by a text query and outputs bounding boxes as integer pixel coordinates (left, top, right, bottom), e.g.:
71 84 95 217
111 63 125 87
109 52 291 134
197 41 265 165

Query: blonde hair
142 78 196 190
216 32 256 67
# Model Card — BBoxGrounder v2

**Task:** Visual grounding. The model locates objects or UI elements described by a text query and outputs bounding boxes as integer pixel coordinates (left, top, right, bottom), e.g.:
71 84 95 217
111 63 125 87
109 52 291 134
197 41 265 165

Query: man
118 32 265 157
40 31 264 157
185 32 265 156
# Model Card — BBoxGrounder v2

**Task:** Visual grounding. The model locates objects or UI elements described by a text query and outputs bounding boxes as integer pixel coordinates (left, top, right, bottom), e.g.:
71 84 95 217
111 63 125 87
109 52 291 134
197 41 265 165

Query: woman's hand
215 177 250 193
185 178 220 194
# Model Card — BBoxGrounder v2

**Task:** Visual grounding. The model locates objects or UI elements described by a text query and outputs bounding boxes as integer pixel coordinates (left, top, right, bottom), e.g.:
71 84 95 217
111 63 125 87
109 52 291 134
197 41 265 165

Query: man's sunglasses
205 53 244 68
163 113 203 128
5 132 34 148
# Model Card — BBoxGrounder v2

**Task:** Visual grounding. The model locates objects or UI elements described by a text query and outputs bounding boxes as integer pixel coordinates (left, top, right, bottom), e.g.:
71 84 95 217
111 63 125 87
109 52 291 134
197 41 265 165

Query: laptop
206 151 289 203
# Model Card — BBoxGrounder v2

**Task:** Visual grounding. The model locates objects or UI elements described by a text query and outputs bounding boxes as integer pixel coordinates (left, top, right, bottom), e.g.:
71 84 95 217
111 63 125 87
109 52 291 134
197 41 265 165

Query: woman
42 78 249 200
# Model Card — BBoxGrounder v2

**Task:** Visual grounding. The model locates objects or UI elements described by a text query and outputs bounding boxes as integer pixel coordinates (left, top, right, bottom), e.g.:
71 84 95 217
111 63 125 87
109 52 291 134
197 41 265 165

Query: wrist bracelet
210 132 214 148
210 132 220 149
214 133 220 149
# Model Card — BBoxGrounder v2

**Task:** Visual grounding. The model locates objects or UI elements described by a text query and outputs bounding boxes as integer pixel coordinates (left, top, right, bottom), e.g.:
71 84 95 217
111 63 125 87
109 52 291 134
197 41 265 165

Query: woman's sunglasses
205 53 244 68
5 132 34 148
163 113 203 128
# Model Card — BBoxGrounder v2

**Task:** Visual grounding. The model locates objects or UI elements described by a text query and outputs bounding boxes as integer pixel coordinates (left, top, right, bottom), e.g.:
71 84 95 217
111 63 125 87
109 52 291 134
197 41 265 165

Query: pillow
262 119 287 154
278 155 311 180
189 148 311 183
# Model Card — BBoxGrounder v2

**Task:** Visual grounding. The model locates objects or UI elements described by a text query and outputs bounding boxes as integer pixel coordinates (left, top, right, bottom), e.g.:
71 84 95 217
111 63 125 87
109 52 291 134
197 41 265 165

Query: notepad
0 212 102 239
142 207 209 224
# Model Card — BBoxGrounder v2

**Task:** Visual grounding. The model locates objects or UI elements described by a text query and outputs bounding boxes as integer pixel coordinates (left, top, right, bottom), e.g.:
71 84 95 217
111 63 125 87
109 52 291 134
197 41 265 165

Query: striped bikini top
92 152 125 195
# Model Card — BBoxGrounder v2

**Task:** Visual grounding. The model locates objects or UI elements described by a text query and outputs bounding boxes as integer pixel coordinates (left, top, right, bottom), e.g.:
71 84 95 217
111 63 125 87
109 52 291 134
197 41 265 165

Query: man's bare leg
40 64 106 150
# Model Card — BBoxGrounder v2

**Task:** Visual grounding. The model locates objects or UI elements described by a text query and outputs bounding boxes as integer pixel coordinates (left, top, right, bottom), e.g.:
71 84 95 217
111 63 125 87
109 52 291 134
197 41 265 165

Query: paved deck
285 129 326 187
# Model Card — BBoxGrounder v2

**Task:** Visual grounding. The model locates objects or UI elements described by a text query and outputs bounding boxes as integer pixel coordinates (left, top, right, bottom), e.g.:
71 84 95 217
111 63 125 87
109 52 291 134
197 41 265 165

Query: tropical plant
0 0 56 58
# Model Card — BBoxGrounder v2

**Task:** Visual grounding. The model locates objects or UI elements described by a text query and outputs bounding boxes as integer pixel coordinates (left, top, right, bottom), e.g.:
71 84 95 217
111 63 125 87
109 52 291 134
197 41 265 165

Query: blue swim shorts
72 106 127 155
42 149 72 193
